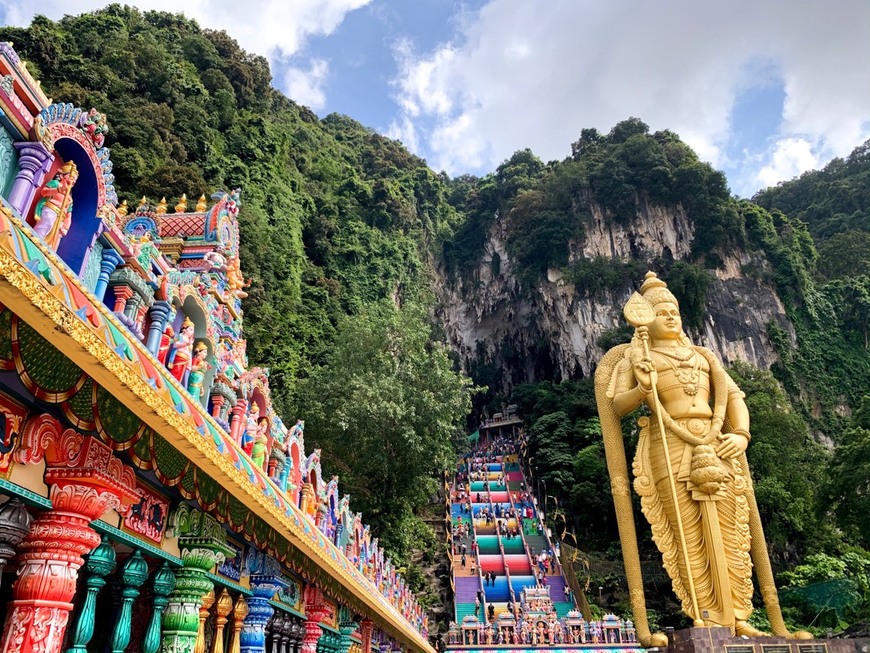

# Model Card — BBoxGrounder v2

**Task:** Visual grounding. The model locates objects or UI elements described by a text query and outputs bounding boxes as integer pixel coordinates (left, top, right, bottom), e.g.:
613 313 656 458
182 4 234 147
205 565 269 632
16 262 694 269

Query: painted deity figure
226 255 249 298
251 417 269 469
79 108 108 148
597 272 811 646
33 161 78 251
157 325 174 365
187 342 209 401
168 317 195 384
241 403 260 456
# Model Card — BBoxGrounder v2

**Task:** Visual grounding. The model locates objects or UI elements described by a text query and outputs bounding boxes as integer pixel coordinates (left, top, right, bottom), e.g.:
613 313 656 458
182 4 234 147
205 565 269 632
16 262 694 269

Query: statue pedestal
666 627 870 653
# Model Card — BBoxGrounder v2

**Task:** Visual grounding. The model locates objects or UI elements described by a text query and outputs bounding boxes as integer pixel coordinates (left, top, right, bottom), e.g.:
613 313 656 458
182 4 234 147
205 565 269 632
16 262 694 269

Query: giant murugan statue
595 272 809 647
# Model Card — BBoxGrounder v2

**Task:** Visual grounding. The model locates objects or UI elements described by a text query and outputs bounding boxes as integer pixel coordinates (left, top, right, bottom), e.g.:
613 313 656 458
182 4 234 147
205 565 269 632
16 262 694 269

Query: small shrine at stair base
0 42 429 653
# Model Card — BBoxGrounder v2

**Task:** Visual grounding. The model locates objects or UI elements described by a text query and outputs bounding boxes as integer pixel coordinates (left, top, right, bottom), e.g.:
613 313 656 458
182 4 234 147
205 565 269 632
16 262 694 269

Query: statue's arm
611 355 648 417
708 353 751 458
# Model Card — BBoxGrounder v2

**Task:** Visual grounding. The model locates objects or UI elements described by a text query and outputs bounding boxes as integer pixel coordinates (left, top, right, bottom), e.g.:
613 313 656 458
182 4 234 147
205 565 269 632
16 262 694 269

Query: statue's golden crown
639 271 679 307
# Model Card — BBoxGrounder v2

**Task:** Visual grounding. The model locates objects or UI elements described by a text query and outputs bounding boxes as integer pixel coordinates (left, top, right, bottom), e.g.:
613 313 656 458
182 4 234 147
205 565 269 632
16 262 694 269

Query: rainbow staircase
450 450 576 624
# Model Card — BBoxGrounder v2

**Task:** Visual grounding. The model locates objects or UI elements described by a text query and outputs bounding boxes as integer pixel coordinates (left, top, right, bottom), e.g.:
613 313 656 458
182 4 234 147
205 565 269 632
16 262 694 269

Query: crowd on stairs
447 433 637 648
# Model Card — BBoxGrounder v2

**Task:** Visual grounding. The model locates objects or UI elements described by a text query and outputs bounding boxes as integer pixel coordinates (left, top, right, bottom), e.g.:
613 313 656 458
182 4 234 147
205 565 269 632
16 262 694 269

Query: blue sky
2 0 868 197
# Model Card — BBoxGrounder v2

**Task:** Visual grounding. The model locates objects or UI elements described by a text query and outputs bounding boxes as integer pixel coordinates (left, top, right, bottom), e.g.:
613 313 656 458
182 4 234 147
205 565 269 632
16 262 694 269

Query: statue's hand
716 431 749 459
632 358 655 393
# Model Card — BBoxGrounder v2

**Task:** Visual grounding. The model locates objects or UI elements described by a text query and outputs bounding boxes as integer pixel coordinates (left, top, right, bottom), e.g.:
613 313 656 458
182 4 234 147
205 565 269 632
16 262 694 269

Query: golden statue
595 272 810 646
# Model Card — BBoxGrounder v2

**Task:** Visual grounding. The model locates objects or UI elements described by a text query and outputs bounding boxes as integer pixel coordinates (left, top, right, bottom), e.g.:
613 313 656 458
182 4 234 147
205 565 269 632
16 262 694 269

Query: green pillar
144 563 176 653
65 535 116 653
338 622 356 653
161 504 234 653
111 550 149 653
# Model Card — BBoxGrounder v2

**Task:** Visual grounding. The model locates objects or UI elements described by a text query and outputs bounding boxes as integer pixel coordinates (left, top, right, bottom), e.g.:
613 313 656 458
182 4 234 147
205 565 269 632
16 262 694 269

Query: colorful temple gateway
0 43 430 653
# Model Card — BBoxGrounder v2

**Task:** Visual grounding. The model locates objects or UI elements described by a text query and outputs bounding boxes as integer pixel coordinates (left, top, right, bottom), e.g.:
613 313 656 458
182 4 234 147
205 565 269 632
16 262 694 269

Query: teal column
65 535 116 653
144 563 176 653
161 504 233 653
111 549 149 653
338 620 356 653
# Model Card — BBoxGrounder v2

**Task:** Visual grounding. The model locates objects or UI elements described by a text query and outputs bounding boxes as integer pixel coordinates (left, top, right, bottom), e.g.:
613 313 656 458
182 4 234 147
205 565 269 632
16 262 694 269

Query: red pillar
112 285 134 314
210 394 225 420
229 399 248 446
0 415 138 653
301 586 331 653
360 619 374 653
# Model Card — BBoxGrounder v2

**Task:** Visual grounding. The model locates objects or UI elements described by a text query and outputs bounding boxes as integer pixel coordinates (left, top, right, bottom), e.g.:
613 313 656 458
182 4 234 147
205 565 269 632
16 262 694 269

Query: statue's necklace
655 347 701 397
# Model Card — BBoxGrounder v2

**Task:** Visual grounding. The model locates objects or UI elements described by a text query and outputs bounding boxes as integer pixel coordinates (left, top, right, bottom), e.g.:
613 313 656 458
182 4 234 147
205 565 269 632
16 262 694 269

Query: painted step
554 601 574 618
501 538 525 554
455 576 481 602
545 574 567 603
504 554 532 574
511 575 538 595
478 555 504 573
484 576 511 602
456 602 478 622
476 535 500 555
525 534 549 553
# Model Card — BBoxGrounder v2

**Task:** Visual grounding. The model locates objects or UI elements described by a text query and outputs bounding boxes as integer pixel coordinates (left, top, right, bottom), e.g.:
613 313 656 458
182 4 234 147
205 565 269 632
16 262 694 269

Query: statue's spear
624 292 703 627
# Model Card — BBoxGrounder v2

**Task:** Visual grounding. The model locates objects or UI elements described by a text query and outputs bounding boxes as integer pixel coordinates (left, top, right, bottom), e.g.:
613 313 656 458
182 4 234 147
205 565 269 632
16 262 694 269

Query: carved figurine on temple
241 402 260 456
187 341 209 401
157 325 174 365
204 244 228 272
596 271 811 647
251 417 269 469
79 107 108 148
226 254 249 298
33 161 78 250
168 317 195 384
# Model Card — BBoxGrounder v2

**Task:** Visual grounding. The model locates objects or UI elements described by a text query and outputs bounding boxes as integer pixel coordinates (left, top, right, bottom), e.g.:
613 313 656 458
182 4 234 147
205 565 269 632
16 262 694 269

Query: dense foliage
0 7 463 417
2 7 471 571
291 301 476 580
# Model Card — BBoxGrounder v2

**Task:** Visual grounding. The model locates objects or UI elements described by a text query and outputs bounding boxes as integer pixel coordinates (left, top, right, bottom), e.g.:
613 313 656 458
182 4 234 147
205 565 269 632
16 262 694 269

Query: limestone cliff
434 197 795 392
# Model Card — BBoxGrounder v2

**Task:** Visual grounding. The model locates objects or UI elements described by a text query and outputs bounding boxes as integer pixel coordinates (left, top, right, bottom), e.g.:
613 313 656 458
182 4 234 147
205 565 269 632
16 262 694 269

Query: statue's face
648 301 682 341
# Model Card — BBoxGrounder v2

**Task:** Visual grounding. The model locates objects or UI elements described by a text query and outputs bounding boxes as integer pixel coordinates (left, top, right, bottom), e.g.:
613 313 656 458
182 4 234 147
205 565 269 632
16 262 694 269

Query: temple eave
0 221 432 653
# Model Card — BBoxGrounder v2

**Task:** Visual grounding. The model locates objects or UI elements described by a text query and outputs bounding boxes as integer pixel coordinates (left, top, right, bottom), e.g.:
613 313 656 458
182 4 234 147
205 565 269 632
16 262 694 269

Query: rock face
434 198 795 392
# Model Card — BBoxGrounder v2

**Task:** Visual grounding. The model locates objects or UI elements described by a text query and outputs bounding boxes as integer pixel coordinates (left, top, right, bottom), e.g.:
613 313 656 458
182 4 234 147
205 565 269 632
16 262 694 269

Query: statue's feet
646 632 669 648
791 630 814 640
735 621 769 638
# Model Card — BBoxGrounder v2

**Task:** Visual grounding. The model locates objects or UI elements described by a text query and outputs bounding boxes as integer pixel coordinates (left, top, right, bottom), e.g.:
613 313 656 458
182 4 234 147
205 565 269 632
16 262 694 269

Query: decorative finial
195 194 207 213
117 200 128 217
139 196 147 207
156 197 168 214
175 193 188 213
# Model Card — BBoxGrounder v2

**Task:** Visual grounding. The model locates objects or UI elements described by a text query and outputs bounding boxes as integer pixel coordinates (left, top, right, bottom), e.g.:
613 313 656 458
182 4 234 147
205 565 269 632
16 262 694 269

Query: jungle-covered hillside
4 6 868 632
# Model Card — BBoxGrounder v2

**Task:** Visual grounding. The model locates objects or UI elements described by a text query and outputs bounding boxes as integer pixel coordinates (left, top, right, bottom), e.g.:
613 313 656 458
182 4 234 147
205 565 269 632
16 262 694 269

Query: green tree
728 362 829 555
825 397 870 548
291 301 477 564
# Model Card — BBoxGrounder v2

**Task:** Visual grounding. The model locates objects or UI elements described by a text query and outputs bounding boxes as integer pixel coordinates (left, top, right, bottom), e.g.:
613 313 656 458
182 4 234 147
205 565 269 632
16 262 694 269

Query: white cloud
389 0 870 191
283 58 330 111
756 137 820 188
386 114 420 153
0 0 371 103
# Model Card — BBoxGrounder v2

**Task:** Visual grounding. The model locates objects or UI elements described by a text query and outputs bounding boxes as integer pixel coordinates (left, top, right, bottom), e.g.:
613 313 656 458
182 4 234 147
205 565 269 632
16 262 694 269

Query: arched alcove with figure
51 137 101 275
27 104 116 276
